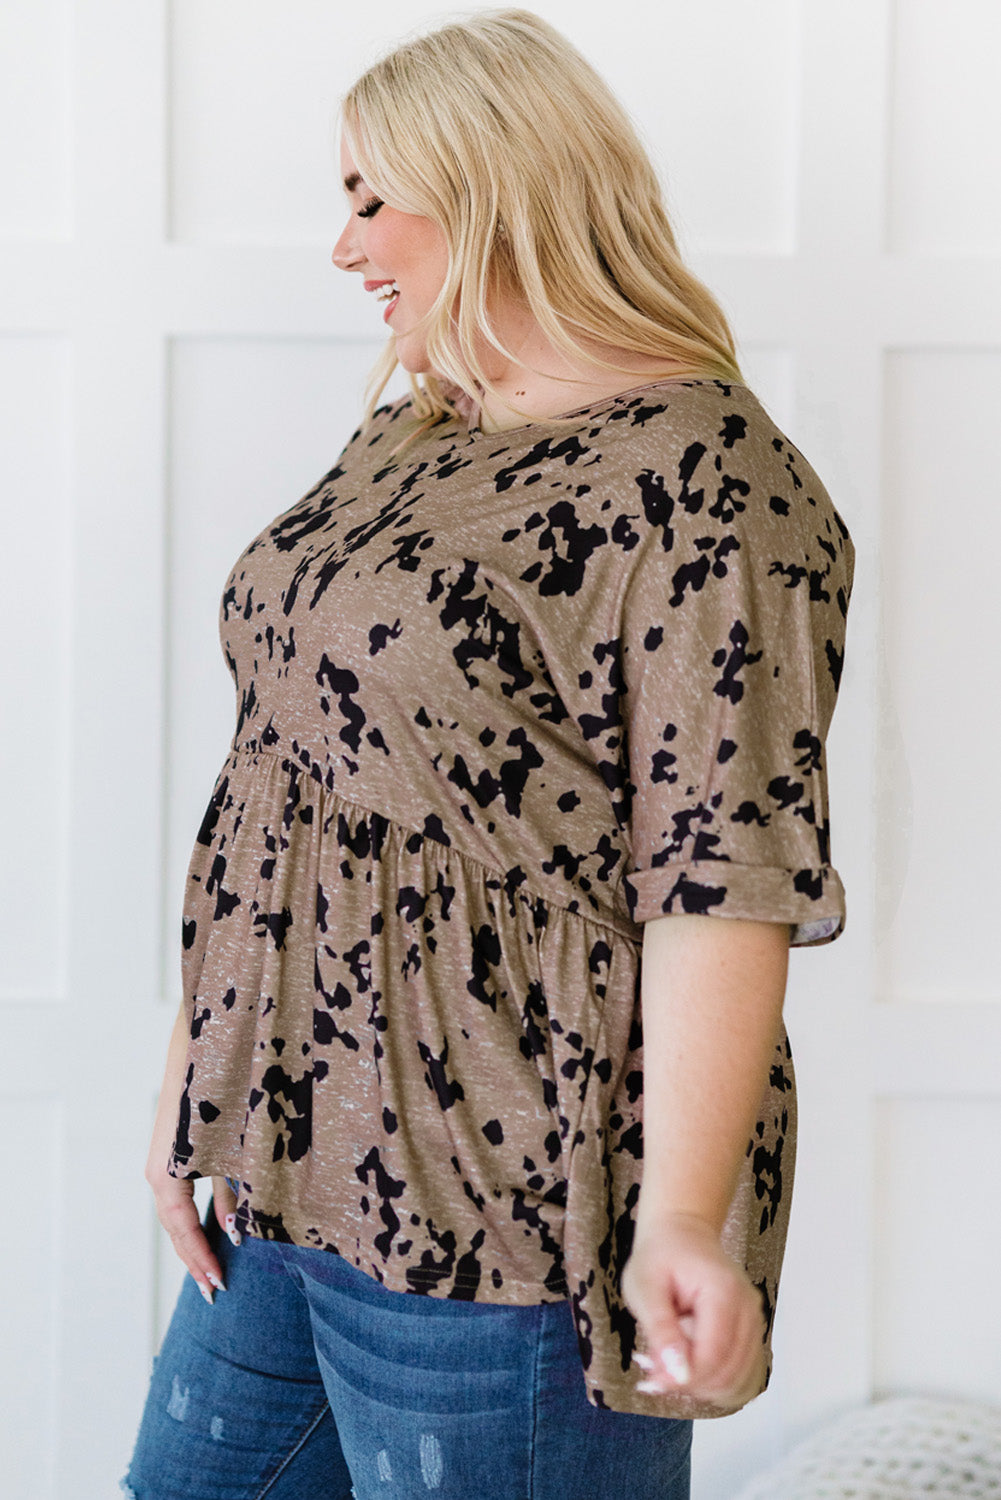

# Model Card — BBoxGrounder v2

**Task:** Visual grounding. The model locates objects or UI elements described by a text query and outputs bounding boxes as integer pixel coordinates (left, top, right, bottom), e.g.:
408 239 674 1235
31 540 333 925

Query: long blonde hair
341 8 742 432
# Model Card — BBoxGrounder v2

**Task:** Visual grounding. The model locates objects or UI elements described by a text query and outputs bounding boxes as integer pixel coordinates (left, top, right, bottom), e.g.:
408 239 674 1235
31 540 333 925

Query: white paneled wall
0 0 73 238
3 2 1000 1497
0 1098 63 1497
1 337 73 1002
874 1098 1001 1404
879 351 1001 1004
168 6 345 245
887 0 1001 255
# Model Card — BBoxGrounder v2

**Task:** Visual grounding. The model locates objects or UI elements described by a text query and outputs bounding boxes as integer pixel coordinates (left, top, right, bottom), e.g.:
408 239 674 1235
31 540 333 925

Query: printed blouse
170 379 853 1416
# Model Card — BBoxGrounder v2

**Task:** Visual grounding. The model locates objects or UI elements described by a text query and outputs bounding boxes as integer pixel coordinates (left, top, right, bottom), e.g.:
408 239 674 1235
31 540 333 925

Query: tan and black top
170 379 853 1416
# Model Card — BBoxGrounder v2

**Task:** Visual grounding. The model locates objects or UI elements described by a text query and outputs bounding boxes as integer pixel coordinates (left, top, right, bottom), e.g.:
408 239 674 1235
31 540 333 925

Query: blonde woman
125 11 852 1499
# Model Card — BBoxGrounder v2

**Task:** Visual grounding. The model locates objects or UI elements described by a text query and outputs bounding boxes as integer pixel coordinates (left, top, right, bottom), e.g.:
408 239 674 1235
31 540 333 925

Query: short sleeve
607 408 853 945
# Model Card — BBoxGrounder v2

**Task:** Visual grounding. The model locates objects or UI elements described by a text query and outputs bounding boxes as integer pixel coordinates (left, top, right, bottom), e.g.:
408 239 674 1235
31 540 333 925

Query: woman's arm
621 912 790 1405
145 1001 237 1302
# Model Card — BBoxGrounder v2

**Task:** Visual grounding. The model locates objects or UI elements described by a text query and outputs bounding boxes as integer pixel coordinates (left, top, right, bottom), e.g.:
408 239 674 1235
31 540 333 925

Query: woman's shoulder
605 380 848 530
593 380 854 611
597 378 788 460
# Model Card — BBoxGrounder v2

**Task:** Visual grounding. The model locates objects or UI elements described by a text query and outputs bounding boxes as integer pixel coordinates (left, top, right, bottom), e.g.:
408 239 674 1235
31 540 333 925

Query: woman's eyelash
357 197 384 219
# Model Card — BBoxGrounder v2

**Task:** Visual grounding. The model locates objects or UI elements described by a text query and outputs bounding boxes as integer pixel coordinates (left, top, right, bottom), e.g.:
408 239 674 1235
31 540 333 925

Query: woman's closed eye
357 197 384 219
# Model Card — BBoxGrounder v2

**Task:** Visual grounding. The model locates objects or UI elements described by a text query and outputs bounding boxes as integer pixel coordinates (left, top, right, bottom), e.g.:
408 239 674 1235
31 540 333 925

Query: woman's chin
393 343 433 376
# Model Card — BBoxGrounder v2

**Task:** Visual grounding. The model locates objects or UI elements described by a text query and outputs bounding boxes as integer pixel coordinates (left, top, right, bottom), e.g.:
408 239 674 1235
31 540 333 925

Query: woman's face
332 139 450 375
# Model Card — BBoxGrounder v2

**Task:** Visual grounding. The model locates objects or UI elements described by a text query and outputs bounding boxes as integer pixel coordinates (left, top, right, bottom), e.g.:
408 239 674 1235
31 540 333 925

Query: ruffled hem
175 744 801 1416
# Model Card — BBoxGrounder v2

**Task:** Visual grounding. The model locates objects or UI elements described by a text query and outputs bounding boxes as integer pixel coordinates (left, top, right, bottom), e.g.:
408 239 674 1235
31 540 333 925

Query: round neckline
464 376 729 439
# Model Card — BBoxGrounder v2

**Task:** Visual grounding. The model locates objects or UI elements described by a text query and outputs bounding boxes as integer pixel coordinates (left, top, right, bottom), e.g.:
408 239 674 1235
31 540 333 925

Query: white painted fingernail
636 1378 669 1394
633 1350 655 1371
198 1282 214 1305
225 1214 242 1247
660 1345 691 1385
206 1270 226 1292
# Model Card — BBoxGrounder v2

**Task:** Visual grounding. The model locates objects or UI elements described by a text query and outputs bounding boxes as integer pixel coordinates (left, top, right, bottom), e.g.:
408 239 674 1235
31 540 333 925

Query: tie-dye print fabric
169 379 853 1416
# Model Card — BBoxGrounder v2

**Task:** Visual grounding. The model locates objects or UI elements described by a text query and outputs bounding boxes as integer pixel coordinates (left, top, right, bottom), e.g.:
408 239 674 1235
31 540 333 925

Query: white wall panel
0 338 72 1001
162 336 395 996
887 0 1001 254
169 0 340 243
875 1098 1001 1403
878 350 1001 1003
0 1096 61 1499
0 0 71 239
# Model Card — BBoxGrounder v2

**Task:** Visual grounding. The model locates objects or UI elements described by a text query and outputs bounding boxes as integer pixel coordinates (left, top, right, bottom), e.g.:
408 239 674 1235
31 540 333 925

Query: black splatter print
170 379 852 1418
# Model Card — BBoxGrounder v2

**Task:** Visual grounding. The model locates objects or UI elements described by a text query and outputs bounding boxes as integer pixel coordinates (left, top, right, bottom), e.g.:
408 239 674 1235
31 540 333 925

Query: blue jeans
124 1211 691 1500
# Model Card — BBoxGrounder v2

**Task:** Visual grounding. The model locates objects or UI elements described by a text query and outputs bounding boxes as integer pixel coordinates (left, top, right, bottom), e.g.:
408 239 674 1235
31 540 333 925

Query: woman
126 10 852 1499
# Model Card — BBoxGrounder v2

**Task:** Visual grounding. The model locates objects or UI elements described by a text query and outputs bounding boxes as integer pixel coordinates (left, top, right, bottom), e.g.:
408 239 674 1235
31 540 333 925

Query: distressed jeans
123 1211 692 1500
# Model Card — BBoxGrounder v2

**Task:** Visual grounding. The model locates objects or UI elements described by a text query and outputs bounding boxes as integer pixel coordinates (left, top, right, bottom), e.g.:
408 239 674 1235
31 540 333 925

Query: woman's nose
332 219 363 271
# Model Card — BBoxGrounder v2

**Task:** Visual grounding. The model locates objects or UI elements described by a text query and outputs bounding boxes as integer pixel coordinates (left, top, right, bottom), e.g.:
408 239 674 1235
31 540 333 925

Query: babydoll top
170 379 853 1417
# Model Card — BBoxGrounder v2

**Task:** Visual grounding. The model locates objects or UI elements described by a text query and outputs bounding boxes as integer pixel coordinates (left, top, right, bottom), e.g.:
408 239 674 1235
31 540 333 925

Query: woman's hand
621 1213 766 1407
145 1003 240 1303
146 1156 237 1304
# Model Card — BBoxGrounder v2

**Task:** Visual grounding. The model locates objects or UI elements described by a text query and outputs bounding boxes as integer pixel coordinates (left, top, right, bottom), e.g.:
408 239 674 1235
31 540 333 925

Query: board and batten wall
2 2 1000 1495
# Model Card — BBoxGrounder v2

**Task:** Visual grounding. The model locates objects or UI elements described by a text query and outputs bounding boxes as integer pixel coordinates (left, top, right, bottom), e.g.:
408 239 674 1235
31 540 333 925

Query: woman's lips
363 279 400 323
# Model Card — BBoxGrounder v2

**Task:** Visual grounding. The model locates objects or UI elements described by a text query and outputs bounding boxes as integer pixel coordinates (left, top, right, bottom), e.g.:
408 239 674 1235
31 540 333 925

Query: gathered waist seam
223 741 641 946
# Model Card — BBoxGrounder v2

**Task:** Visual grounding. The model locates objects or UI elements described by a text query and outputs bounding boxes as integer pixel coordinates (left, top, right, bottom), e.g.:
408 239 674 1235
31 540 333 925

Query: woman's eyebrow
343 171 361 194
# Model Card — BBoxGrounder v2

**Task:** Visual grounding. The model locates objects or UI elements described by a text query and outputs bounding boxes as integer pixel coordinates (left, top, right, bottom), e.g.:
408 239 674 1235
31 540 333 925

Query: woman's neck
471 300 678 433
476 363 676 432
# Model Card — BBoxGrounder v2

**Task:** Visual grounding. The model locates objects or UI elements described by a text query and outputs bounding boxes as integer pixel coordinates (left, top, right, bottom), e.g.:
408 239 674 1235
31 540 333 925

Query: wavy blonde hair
341 8 742 432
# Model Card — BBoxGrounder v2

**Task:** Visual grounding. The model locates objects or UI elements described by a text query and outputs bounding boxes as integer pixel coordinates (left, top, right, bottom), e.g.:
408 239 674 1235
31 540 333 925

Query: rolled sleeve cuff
622 860 846 946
